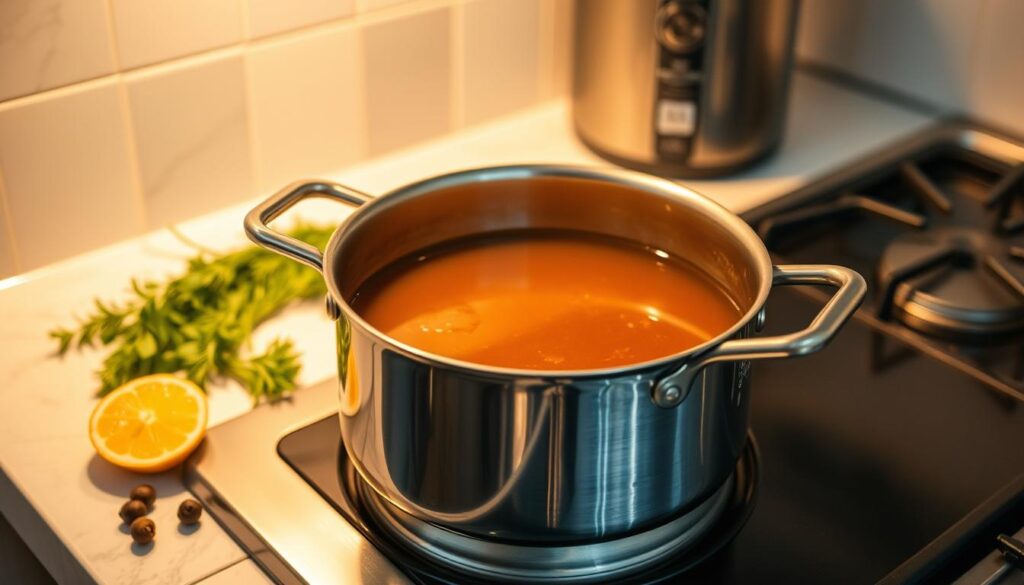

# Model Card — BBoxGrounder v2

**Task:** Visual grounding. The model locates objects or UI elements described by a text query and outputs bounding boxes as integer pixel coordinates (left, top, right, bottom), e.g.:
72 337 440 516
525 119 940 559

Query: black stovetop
274 122 1024 584
695 290 1024 584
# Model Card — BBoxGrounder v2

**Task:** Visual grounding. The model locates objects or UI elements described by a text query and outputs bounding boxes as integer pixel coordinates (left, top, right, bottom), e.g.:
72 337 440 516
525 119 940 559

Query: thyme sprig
51 224 334 402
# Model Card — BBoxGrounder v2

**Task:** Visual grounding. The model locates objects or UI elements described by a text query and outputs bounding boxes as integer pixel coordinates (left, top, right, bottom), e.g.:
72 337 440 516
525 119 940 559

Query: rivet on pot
755 307 767 332
653 382 689 408
325 296 342 320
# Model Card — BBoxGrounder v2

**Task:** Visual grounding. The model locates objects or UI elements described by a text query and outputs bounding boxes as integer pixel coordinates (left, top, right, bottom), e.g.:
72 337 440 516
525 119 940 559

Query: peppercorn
129 484 156 510
177 499 203 525
118 499 148 525
130 517 155 545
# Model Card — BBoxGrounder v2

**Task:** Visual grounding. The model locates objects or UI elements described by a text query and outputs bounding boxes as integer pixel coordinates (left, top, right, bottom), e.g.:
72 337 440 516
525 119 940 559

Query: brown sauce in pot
349 230 743 370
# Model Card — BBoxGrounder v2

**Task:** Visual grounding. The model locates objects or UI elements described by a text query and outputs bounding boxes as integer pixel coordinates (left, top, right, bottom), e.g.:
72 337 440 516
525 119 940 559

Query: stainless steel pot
244 166 865 544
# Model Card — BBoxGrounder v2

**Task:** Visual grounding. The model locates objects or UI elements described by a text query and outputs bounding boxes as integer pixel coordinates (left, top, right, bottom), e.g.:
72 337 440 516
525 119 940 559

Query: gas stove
749 120 1024 400
185 121 1024 584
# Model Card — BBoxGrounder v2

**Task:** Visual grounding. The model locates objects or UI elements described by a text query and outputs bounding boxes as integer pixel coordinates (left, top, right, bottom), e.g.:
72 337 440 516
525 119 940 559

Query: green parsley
50 224 334 402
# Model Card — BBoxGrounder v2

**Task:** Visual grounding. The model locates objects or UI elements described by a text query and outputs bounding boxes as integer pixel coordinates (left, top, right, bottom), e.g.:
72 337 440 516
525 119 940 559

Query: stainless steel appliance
243 167 864 558
573 0 800 177
186 121 1024 584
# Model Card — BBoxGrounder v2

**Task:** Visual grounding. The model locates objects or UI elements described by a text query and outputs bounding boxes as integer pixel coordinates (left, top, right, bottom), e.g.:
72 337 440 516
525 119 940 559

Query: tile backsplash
0 0 574 277
797 0 1024 135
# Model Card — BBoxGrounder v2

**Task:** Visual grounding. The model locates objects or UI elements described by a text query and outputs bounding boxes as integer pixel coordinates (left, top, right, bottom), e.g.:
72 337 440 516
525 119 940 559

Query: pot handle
652 265 866 408
243 180 372 272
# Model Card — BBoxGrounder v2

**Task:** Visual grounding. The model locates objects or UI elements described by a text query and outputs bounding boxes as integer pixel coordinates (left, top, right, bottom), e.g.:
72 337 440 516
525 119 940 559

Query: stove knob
656 2 707 54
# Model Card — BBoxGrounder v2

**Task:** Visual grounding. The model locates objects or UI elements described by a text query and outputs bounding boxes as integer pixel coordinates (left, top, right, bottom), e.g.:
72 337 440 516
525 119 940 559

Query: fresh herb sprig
51 224 334 402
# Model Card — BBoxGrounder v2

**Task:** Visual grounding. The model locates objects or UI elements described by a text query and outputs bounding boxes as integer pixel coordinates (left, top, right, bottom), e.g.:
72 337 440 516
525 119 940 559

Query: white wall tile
363 8 452 155
0 80 143 269
796 0 982 111
0 0 116 101
126 54 253 228
462 0 540 125
247 0 356 39
110 0 243 70
0 0 563 272
248 25 365 191
969 0 1024 135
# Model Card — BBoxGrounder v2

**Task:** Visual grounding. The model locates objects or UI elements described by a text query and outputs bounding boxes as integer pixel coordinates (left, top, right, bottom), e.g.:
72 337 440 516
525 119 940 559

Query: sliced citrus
89 374 208 473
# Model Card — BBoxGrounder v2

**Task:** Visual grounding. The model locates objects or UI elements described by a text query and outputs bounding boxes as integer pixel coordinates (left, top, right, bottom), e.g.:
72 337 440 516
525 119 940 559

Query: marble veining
143 108 247 206
0 0 62 95
127 54 253 227
0 0 115 101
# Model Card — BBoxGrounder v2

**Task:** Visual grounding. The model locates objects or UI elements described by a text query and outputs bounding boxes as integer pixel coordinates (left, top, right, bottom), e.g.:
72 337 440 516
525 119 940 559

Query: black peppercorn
130 517 155 545
119 499 148 525
129 484 156 510
177 499 203 525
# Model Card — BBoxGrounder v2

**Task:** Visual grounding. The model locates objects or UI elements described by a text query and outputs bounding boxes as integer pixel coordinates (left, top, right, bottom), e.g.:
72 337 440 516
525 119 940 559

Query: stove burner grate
877 228 1024 339
756 147 1024 341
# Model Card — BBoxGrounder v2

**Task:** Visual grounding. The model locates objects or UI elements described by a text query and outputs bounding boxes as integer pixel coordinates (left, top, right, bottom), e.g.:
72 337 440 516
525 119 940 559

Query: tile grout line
115 77 150 233
238 0 264 195
0 166 24 274
101 0 123 71
104 0 149 232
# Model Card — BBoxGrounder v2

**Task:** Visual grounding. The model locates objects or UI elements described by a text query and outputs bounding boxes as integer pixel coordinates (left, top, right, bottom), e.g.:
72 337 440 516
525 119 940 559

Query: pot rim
322 164 774 380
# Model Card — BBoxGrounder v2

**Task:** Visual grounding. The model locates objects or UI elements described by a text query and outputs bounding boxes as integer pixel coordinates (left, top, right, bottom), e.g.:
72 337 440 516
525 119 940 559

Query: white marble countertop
0 71 934 584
